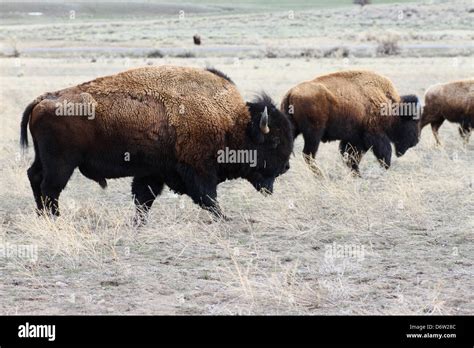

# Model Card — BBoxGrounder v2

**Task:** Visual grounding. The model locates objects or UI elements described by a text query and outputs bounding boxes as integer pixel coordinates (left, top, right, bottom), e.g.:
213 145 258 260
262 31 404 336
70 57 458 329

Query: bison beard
20 66 293 225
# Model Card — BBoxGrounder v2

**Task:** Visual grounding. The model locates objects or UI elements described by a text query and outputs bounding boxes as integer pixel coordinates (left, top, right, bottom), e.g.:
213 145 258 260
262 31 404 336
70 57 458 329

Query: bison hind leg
302 127 324 176
131 176 164 227
40 162 76 217
431 119 444 146
33 136 80 217
27 151 44 213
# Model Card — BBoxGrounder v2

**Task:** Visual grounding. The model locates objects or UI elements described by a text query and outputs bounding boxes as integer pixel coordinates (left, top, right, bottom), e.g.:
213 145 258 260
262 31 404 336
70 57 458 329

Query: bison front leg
190 183 225 220
458 120 471 145
364 133 392 169
339 141 364 176
196 191 225 220
177 164 226 220
131 176 164 226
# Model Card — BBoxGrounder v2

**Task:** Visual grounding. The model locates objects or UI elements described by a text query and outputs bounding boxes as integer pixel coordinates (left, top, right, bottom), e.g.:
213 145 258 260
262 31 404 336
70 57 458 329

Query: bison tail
98 179 108 189
280 92 291 116
20 99 40 149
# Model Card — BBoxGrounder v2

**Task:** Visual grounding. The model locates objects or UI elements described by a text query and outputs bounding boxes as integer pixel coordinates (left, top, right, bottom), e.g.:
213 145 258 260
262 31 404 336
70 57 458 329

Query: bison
20 66 293 224
421 79 474 145
281 70 420 175
193 34 201 45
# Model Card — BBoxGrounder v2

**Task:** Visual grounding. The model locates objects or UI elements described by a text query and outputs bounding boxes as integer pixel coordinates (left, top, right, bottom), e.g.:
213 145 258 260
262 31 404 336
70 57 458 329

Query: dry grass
0 56 473 315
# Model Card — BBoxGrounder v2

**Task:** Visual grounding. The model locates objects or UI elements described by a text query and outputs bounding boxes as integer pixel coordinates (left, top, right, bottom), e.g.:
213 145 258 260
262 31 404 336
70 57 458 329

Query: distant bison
421 79 474 145
281 70 420 175
193 34 201 45
20 66 293 224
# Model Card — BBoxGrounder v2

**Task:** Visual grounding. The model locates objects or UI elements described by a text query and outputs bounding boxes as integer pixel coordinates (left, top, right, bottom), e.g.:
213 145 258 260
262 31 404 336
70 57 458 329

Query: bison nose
283 162 290 173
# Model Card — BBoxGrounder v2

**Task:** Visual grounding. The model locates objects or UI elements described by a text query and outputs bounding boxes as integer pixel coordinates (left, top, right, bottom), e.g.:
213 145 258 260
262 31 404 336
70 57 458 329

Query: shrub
354 0 371 6
147 49 164 58
324 46 350 58
175 51 195 58
376 37 400 56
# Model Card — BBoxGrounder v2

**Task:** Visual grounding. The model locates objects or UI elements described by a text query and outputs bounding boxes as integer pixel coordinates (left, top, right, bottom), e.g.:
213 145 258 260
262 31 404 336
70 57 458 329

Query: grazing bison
20 66 293 224
421 79 474 145
281 70 420 175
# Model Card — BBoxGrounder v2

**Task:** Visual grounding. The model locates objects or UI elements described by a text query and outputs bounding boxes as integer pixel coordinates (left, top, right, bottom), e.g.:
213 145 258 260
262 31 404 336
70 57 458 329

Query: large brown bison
421 79 474 145
281 70 420 175
20 66 293 224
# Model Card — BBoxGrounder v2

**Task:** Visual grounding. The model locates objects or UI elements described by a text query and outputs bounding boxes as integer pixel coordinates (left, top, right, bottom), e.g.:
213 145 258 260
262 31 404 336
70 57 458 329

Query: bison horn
260 107 270 134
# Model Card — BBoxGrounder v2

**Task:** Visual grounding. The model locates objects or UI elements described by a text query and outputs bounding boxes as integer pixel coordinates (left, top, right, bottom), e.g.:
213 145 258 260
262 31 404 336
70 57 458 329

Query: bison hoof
350 170 362 178
204 212 230 223
213 213 231 222
36 208 60 219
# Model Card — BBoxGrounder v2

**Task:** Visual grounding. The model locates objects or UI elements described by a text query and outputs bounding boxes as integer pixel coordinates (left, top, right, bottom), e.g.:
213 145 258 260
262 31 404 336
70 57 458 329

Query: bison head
390 94 421 157
245 93 294 194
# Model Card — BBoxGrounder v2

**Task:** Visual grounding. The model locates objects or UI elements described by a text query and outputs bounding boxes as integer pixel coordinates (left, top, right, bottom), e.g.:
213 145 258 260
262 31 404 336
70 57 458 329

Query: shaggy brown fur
78 66 249 172
281 70 420 175
421 79 474 145
25 66 249 175
21 66 294 222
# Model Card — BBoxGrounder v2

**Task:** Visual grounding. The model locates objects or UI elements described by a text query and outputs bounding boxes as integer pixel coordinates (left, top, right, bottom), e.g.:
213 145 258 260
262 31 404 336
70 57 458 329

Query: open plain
0 0 472 314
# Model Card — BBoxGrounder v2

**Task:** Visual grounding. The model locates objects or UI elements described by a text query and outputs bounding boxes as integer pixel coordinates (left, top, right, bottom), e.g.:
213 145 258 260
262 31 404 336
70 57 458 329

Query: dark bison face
392 94 421 157
245 93 294 194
